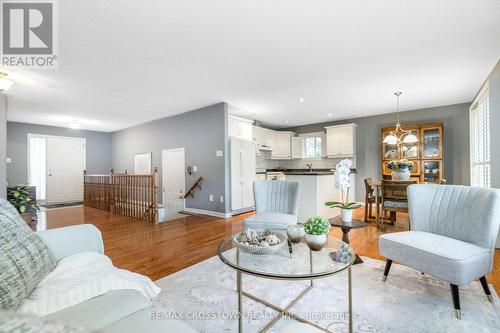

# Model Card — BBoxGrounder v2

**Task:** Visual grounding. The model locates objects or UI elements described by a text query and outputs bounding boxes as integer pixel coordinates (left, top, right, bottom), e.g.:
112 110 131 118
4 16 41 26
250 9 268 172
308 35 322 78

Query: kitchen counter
265 168 356 176
284 171 334 175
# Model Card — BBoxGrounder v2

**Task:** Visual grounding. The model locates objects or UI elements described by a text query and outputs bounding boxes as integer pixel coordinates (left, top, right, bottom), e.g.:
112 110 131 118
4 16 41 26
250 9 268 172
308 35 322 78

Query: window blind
470 87 490 188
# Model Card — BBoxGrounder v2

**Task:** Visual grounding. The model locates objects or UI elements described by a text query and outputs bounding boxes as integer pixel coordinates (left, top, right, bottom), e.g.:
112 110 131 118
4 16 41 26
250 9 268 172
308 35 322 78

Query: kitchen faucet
306 163 312 172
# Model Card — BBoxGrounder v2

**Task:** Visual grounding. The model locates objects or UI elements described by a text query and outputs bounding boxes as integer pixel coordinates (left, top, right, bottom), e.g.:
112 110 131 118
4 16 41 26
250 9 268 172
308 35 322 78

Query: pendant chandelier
383 92 419 145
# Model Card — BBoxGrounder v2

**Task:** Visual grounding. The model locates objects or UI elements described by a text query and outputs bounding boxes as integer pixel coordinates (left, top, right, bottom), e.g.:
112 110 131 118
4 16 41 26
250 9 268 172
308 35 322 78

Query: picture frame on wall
134 153 152 174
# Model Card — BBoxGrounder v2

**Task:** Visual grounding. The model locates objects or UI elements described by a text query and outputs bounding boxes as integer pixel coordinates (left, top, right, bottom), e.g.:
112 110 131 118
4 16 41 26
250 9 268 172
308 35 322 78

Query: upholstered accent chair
379 184 500 319
244 180 300 230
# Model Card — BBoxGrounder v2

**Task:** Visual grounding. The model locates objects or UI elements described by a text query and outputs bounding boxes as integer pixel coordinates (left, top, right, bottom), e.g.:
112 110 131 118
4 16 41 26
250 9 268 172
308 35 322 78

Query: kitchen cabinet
228 116 253 141
291 137 303 158
253 126 276 151
272 132 294 159
325 123 356 158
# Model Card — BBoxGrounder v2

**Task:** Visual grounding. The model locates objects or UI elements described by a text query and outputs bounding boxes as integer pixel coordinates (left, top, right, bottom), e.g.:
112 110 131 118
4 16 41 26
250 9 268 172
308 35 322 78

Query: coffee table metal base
235 268 353 333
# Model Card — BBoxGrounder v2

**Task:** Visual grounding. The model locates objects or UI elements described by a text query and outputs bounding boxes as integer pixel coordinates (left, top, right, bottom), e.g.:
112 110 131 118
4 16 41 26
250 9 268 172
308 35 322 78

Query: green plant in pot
7 185 39 223
303 216 330 251
325 159 361 222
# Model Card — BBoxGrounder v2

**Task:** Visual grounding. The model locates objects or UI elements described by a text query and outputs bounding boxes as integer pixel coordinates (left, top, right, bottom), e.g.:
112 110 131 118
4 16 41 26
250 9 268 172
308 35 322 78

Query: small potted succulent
303 216 330 251
7 185 39 224
325 159 361 222
386 159 414 180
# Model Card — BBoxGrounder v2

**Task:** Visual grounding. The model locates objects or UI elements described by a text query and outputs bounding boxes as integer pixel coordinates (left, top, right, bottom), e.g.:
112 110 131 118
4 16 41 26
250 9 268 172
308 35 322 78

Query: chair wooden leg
364 201 369 222
383 259 392 282
479 276 494 303
450 284 461 319
369 203 373 219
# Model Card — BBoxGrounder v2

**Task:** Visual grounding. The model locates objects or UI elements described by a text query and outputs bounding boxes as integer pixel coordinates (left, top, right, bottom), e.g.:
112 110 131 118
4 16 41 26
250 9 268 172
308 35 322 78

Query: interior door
46 137 86 204
162 149 185 215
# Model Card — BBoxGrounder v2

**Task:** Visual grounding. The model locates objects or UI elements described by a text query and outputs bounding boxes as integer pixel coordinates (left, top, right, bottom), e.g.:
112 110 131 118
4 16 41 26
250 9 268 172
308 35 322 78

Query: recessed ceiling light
328 113 333 117
285 120 289 123
299 98 304 103
69 121 80 129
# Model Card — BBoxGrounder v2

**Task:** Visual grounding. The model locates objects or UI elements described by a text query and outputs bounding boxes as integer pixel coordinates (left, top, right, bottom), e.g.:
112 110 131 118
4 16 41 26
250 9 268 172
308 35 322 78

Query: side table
329 215 368 264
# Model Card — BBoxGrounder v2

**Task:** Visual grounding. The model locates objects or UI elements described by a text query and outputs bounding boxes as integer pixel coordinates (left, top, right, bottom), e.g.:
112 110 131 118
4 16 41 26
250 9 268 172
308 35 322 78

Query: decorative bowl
233 231 287 255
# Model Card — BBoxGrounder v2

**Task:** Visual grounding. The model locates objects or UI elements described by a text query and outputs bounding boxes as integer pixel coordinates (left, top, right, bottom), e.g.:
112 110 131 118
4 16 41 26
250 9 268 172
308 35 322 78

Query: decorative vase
392 169 411 181
305 233 327 251
286 225 305 243
341 208 353 222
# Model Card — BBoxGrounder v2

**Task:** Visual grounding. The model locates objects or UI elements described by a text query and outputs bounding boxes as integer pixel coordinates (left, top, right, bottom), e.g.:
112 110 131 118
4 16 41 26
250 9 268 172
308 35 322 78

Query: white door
46 137 86 204
162 148 185 215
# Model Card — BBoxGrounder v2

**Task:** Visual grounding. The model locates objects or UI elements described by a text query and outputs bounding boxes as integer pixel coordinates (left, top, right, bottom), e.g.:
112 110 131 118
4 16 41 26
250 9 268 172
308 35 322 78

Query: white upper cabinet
228 116 253 141
272 132 294 159
325 123 357 157
291 137 303 159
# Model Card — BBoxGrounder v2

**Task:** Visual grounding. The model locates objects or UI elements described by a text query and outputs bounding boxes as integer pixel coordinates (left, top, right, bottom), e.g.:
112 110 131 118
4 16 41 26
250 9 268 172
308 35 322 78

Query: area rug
155 256 500 333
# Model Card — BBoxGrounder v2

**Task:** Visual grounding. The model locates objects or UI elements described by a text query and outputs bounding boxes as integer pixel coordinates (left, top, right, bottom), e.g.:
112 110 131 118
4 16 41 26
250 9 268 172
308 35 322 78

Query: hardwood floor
38 206 500 292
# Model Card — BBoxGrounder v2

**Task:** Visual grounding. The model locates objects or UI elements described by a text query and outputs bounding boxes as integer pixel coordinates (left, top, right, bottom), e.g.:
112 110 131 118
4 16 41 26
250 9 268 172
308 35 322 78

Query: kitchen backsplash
256 151 356 170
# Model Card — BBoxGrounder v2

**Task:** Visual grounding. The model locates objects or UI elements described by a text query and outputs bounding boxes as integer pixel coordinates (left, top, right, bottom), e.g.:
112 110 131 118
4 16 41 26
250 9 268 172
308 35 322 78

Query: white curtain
29 136 46 200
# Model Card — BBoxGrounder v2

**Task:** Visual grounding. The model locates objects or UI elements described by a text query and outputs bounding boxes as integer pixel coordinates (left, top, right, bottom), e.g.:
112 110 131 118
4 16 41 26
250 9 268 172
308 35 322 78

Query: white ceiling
2 0 500 132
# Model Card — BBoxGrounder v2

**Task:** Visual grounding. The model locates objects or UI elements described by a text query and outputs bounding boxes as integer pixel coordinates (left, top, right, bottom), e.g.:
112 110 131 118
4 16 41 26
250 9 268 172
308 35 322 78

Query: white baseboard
183 208 231 219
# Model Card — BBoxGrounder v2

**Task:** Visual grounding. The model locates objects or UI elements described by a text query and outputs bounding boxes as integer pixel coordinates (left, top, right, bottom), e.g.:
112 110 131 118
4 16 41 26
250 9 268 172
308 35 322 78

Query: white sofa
36 224 196 333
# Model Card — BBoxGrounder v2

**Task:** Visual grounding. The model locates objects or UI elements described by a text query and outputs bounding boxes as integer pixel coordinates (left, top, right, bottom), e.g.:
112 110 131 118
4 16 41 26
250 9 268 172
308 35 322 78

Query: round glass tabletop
217 234 355 280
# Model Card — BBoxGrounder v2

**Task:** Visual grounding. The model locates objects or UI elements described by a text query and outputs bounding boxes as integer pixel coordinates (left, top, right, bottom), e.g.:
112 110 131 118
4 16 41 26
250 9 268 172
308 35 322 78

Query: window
470 87 490 188
304 136 322 158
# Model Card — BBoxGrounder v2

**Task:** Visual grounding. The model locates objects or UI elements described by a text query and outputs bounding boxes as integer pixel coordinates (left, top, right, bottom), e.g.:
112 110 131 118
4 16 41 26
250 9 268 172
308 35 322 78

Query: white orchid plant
325 159 361 210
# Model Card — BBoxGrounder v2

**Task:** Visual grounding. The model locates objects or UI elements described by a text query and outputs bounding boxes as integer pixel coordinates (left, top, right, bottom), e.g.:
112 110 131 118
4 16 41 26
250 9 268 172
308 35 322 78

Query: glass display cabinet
381 123 444 183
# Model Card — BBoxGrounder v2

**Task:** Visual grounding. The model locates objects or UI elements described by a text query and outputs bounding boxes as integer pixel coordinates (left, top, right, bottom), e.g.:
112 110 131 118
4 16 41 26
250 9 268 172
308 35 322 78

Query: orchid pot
341 208 353 222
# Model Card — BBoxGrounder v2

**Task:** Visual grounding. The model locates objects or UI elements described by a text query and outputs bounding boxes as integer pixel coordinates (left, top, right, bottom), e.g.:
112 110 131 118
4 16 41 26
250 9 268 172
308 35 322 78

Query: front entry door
162 148 185 214
46 136 86 204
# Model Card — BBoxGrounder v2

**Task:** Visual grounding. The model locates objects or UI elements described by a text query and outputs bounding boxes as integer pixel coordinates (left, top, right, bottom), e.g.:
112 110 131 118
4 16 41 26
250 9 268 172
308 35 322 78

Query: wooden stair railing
84 168 159 223
184 177 203 199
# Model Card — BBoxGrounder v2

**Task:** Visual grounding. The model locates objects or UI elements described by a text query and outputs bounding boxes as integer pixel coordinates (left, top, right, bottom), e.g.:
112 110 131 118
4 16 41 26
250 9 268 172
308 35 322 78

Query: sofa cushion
379 231 491 285
0 199 56 310
0 311 90 333
102 307 198 333
45 290 151 331
244 212 297 230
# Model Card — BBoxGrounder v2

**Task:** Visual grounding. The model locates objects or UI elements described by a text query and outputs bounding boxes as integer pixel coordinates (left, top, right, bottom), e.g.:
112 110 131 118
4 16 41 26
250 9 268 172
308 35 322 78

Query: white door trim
161 148 186 212
27 133 87 203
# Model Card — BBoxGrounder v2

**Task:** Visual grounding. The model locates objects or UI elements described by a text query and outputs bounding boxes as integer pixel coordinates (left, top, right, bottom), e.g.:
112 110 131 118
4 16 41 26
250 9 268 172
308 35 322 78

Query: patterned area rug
155 256 500 333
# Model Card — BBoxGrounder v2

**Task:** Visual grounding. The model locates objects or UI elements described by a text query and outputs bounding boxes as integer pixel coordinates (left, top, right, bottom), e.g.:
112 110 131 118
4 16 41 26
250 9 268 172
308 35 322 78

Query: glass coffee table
217 234 355 333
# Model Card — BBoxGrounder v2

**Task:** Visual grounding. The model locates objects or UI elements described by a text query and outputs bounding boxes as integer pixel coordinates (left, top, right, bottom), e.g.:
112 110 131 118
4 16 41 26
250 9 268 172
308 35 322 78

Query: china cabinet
381 122 444 183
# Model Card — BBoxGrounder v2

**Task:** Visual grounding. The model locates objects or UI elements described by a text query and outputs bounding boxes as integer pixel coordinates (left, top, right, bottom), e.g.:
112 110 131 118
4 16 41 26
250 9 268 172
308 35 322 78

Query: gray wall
284 103 470 201
6 122 112 186
111 103 229 213
0 95 6 198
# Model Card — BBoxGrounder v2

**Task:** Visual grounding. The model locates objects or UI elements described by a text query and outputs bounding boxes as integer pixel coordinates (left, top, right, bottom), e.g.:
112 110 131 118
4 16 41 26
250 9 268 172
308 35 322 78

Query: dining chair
364 178 377 222
380 180 417 228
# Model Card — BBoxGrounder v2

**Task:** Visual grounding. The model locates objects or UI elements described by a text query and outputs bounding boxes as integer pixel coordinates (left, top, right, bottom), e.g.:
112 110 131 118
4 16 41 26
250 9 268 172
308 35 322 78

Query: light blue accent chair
379 184 500 319
244 180 300 230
